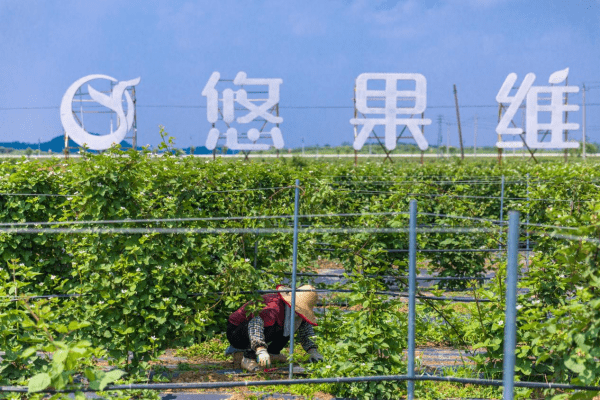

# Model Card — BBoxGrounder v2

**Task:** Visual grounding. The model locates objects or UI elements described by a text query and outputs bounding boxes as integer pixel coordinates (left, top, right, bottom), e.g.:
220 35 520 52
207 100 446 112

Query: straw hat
277 284 318 326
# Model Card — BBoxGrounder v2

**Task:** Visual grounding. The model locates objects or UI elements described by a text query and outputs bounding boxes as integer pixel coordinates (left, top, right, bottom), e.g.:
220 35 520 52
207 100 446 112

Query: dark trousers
226 321 289 359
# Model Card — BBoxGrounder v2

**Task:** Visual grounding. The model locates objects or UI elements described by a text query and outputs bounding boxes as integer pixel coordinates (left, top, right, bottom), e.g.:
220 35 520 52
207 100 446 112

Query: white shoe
241 356 260 372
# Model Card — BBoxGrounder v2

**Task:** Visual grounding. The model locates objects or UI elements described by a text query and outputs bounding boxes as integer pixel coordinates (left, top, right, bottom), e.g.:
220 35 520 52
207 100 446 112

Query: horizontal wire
329 179 596 186
0 186 288 198
16 225 599 243
521 221 581 231
423 214 591 232
336 190 504 201
419 213 501 224
0 216 288 227
3 373 598 393
0 193 75 197
330 188 600 203
503 197 598 203
3 101 599 111
316 247 517 253
201 186 290 194
286 272 493 281
325 174 499 179
0 226 500 234
0 212 409 228
3 288 492 303
528 230 600 245
192 289 491 302
327 179 553 185
328 180 507 185
0 176 590 194
0 189 580 204
324 175 600 187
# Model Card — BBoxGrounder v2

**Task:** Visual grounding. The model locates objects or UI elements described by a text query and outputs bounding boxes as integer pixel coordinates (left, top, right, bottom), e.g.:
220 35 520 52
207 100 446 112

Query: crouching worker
226 284 324 372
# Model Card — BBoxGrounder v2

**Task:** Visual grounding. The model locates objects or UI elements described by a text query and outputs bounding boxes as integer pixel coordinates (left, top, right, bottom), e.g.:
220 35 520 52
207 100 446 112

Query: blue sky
1 0 599 149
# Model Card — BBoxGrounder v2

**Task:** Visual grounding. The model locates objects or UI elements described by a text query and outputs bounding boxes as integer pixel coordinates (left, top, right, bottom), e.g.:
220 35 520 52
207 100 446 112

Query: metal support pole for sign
64 132 69 159
497 104 503 166
564 76 570 163
407 200 417 400
446 123 450 157
289 179 300 379
437 116 443 158
132 87 137 150
453 84 465 160
499 175 505 252
353 87 358 166
526 173 530 267
503 210 520 400
474 114 478 157
420 112 425 165
582 84 587 160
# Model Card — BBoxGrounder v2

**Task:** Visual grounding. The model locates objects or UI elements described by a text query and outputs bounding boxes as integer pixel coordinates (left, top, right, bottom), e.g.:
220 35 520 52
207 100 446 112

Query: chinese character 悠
496 68 580 149
350 73 432 151
202 71 284 151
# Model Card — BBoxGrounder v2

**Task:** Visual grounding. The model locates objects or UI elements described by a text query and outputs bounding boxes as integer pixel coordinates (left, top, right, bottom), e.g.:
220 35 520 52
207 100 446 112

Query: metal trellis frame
1 185 597 398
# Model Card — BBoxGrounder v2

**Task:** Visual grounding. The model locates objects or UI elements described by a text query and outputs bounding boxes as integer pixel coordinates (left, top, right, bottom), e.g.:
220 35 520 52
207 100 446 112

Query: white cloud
464 0 511 8
155 2 209 50
289 12 327 36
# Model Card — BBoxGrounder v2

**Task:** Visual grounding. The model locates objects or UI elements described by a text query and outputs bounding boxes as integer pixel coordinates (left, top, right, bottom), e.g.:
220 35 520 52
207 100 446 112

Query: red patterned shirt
228 293 318 352
228 293 286 327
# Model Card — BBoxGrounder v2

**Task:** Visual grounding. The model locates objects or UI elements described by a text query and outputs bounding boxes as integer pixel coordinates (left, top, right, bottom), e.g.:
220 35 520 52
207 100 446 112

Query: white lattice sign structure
202 71 284 152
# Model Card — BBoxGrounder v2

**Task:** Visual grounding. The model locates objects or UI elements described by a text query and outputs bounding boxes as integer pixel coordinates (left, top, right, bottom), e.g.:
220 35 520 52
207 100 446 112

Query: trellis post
289 179 300 378
503 210 520 400
499 175 505 253
407 199 417 399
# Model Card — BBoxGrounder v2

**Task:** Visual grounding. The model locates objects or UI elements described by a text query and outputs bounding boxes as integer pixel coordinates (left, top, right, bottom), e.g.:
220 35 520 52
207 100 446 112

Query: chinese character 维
496 68 580 149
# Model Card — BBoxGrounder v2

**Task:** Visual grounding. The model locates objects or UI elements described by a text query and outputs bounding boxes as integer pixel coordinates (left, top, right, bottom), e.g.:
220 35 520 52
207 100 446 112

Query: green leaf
89 370 105 391
564 357 585 374
52 371 68 390
84 368 96 382
52 349 68 366
569 391 598 400
73 340 92 348
69 346 89 356
28 373 51 393
68 320 91 331
98 369 126 390
20 347 37 359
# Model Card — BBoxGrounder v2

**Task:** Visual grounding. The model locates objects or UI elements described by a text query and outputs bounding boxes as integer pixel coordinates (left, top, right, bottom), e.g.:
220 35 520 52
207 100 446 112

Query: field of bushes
1 143 600 399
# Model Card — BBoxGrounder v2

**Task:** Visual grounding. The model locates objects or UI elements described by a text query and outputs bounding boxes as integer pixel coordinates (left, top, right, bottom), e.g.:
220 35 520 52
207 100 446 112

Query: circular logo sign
60 74 140 150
